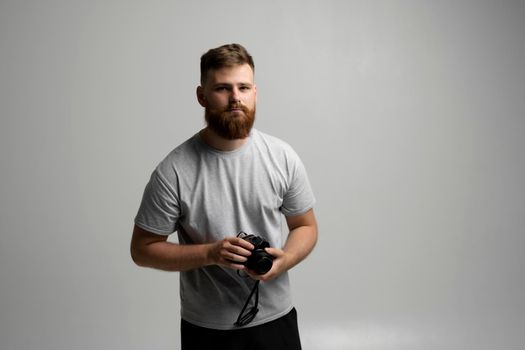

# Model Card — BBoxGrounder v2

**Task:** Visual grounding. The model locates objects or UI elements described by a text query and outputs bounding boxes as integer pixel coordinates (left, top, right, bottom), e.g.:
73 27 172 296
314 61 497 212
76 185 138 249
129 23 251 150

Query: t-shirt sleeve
280 148 316 217
134 169 181 235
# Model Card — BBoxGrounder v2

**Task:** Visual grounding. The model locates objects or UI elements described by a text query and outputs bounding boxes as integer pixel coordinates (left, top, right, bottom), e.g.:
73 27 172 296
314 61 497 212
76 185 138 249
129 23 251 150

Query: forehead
205 64 254 85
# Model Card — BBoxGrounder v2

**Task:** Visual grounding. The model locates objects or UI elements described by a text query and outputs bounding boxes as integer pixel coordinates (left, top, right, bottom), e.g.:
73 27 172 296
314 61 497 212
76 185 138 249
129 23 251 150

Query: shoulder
251 129 298 157
154 133 202 179
250 129 306 178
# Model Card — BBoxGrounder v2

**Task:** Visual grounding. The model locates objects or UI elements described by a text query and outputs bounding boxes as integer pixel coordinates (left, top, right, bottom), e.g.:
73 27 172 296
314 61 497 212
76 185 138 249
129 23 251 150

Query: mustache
226 103 249 112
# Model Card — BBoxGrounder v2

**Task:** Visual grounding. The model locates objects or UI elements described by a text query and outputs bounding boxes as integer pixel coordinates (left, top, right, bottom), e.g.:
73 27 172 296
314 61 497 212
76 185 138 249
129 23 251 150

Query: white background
1 1 524 349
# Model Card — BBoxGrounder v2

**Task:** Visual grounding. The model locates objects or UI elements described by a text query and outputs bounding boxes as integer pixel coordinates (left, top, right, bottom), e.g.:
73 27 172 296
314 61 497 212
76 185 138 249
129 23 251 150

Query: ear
196 86 207 107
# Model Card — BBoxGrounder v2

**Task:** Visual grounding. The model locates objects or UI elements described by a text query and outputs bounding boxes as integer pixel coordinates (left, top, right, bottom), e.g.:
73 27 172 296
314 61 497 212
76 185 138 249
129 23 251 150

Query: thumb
265 247 283 258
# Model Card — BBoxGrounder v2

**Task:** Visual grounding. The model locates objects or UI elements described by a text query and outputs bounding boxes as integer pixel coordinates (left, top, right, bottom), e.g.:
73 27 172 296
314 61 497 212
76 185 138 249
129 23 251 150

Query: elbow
130 245 148 267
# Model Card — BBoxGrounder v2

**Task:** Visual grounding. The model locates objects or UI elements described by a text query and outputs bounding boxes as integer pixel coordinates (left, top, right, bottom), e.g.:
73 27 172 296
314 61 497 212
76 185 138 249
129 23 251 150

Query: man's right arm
130 225 254 272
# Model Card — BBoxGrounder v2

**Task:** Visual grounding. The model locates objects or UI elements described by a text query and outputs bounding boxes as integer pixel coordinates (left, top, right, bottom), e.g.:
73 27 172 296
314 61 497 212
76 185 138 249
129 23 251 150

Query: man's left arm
252 208 318 281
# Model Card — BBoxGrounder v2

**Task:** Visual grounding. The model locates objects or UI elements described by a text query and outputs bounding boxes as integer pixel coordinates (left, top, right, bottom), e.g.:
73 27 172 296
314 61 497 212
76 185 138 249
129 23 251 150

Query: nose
230 87 241 103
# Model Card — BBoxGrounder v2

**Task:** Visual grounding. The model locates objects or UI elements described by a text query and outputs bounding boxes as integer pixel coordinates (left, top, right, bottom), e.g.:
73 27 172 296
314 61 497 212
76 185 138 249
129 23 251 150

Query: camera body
241 234 274 275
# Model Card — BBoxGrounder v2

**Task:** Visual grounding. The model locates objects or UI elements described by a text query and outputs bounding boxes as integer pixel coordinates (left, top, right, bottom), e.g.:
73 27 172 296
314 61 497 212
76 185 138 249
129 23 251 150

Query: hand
246 247 290 282
208 236 254 271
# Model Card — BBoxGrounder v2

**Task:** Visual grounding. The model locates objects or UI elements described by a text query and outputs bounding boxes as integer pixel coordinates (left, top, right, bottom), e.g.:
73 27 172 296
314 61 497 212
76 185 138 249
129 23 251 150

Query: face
197 64 257 139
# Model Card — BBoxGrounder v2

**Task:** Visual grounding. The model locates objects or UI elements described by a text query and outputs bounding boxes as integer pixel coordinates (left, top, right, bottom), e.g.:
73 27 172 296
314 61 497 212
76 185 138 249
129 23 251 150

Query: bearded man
131 43 318 350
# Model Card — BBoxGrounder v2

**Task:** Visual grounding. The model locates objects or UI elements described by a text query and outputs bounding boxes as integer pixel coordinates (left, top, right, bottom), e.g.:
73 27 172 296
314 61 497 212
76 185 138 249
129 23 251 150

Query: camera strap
234 279 260 327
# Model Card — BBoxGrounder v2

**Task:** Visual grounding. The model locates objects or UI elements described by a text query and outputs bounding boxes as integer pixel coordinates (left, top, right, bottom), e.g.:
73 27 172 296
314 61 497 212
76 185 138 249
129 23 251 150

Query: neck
200 128 249 151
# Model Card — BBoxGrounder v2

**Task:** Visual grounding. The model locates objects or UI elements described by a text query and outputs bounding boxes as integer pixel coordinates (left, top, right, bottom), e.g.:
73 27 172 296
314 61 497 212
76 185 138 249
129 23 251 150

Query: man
131 43 317 350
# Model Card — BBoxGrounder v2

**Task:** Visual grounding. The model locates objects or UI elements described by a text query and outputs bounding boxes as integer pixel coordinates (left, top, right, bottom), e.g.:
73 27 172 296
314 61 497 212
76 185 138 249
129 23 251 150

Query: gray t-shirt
134 128 315 330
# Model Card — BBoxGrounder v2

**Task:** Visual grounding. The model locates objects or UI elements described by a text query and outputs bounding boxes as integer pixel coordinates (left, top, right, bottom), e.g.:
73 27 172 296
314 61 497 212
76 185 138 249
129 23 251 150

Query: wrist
203 242 216 266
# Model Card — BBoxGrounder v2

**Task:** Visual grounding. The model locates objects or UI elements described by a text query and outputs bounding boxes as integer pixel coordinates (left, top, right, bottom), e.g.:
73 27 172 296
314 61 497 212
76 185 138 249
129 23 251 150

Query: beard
204 103 256 140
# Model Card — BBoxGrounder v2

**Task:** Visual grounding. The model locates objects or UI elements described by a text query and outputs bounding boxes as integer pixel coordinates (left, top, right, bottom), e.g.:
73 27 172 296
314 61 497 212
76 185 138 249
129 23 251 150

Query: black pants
181 308 302 350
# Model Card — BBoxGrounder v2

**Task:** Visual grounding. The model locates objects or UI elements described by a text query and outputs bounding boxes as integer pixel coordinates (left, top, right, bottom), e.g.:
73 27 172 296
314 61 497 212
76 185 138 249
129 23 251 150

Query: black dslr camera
238 232 274 275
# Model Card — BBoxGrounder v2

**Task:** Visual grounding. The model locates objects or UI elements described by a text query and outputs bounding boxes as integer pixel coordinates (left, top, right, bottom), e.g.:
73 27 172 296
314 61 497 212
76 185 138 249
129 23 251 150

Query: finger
245 269 262 280
227 244 253 258
221 249 249 263
226 261 247 271
247 268 274 282
222 248 252 263
229 237 254 250
224 242 253 259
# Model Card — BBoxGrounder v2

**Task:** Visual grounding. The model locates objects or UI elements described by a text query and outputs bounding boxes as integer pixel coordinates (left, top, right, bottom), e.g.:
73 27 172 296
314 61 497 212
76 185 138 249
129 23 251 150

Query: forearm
131 225 255 272
281 223 318 270
131 239 213 272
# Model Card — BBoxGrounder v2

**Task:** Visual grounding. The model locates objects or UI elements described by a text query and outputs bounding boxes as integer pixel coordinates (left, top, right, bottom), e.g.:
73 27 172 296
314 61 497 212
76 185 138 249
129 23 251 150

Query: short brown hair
200 43 255 84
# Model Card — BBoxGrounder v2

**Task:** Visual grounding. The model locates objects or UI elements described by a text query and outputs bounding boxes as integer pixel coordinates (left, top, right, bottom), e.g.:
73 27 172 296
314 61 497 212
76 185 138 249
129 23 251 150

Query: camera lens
249 250 273 274
239 233 274 274
255 256 273 274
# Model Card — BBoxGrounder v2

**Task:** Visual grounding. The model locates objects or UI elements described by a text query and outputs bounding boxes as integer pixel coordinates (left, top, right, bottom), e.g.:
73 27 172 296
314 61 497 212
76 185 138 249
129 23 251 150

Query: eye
215 86 229 92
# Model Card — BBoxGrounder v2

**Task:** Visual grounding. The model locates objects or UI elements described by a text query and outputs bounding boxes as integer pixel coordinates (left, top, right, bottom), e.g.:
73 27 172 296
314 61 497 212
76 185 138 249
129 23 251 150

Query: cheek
246 96 256 107
208 95 228 107
202 99 216 110
242 92 255 104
